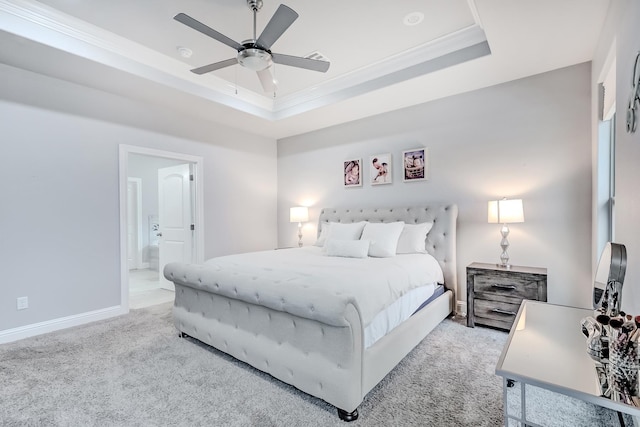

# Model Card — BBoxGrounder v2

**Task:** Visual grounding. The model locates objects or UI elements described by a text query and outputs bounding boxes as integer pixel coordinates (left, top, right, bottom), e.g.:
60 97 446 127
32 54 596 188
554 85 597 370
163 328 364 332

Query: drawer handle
492 284 516 290
492 308 517 316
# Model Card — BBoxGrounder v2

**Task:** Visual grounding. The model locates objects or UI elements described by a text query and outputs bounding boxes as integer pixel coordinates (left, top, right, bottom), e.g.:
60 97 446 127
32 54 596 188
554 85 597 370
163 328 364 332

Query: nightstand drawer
474 298 521 328
473 274 538 300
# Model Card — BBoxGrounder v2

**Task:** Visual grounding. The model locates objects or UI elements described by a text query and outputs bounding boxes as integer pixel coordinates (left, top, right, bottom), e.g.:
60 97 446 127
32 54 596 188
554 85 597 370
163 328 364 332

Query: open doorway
119 145 204 311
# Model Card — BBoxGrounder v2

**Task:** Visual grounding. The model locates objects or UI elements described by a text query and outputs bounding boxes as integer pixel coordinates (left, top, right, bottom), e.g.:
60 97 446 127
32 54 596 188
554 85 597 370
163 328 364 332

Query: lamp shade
290 206 309 223
488 199 524 224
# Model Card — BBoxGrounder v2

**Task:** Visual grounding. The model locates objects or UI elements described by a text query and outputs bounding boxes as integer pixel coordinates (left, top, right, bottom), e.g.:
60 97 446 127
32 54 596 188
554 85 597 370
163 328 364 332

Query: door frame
118 144 205 312
126 177 143 270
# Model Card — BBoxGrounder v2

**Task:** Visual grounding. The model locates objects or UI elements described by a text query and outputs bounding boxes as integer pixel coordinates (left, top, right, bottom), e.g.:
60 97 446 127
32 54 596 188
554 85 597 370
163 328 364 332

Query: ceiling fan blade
272 53 330 73
257 68 277 93
256 5 298 50
174 13 243 51
191 58 238 75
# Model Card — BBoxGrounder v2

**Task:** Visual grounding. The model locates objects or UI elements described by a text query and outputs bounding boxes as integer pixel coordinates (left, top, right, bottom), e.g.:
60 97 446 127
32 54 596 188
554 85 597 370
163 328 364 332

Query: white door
158 164 193 290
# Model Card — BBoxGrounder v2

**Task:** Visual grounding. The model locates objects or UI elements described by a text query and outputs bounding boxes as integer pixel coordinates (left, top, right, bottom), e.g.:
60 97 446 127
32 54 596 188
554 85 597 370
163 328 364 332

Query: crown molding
273 25 489 119
0 0 275 118
0 0 490 121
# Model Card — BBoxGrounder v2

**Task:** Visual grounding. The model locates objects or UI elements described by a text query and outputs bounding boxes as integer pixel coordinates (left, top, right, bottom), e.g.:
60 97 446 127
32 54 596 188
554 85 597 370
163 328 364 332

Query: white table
495 300 640 426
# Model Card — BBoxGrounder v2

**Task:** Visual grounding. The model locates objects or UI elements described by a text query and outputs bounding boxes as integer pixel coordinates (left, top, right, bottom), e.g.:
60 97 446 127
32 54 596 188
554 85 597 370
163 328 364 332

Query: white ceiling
0 0 610 139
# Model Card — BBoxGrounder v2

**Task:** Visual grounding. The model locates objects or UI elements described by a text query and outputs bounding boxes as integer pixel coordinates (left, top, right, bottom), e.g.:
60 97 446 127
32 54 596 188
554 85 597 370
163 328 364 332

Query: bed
163 205 457 421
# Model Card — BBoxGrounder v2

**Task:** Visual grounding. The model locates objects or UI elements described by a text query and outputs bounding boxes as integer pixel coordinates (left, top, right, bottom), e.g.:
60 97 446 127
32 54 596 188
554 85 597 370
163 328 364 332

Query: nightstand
466 262 547 331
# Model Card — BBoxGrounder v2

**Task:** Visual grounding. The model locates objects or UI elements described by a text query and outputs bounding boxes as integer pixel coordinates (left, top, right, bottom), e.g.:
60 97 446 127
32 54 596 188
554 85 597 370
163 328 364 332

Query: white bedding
202 246 443 338
364 283 435 348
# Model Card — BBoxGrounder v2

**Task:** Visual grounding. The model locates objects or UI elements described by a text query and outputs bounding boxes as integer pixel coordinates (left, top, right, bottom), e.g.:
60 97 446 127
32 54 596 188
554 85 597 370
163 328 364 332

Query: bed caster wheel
337 408 358 422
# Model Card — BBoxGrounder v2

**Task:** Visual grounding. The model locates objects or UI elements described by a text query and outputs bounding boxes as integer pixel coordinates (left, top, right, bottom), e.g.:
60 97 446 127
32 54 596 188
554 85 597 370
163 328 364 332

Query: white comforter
190 246 443 329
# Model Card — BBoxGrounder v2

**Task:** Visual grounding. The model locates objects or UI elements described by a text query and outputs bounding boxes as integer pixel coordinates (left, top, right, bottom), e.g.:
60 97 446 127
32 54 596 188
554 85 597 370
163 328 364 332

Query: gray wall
0 64 278 332
593 0 640 315
278 63 593 310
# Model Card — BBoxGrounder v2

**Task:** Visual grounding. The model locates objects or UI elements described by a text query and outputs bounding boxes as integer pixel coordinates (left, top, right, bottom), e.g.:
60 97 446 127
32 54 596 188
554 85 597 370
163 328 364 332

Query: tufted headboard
317 205 458 295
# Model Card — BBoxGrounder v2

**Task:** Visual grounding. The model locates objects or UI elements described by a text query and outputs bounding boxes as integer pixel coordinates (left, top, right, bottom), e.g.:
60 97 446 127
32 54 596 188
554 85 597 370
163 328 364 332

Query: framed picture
343 158 362 187
402 148 428 182
370 153 392 185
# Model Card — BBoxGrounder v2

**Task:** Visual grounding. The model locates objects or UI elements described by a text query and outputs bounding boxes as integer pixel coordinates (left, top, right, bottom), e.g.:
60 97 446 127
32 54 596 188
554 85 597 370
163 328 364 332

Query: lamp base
498 224 511 269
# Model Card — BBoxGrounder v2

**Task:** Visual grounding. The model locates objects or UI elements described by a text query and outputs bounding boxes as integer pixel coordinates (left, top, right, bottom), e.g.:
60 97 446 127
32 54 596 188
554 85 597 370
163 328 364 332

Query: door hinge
189 174 194 181
190 224 195 231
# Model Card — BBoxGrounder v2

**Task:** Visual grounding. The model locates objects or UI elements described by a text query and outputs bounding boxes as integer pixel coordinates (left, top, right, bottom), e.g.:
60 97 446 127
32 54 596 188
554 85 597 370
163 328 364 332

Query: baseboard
0 305 127 344
456 300 467 317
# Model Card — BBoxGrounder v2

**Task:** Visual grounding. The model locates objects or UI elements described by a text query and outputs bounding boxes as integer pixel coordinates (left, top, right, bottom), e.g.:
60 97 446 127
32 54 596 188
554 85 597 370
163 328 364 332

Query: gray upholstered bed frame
165 204 457 421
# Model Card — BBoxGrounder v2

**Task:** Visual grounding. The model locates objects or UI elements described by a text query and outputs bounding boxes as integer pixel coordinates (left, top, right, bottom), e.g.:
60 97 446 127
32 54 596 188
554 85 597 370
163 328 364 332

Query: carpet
0 303 508 426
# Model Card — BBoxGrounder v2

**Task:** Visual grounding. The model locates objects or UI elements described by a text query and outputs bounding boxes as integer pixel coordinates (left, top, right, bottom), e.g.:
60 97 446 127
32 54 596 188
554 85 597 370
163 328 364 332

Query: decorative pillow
314 222 331 247
327 221 367 240
360 221 405 257
396 222 433 254
325 239 370 258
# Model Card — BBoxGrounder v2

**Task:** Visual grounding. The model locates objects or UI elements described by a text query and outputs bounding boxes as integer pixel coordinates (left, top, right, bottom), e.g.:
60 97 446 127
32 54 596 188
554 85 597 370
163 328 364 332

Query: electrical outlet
17 297 28 310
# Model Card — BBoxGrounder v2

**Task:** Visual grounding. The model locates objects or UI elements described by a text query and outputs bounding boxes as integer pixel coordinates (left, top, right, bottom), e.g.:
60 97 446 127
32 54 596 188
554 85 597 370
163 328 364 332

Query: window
596 48 617 259
596 99 616 257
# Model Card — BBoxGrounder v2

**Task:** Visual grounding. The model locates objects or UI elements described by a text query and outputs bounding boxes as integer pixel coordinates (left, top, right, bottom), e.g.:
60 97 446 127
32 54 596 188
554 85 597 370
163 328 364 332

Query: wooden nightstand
466 262 547 331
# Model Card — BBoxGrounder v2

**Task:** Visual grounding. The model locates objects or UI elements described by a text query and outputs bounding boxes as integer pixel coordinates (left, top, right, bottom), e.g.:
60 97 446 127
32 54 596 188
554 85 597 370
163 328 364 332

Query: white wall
592 0 640 315
615 0 640 317
591 0 640 314
0 64 278 334
278 63 593 311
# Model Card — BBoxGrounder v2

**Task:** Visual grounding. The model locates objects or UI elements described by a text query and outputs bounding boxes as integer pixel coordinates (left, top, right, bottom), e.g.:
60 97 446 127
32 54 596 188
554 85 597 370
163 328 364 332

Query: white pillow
315 221 367 247
314 222 331 247
328 221 367 240
325 239 370 258
396 222 433 254
360 222 405 257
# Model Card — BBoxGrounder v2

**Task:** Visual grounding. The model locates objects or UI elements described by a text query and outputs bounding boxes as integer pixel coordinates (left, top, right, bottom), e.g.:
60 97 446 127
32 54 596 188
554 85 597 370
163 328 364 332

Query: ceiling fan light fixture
175 2 329 91
238 48 273 71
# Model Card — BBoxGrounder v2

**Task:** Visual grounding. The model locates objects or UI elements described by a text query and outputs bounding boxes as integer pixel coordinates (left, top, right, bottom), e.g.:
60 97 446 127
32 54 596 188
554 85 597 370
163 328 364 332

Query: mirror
593 242 627 316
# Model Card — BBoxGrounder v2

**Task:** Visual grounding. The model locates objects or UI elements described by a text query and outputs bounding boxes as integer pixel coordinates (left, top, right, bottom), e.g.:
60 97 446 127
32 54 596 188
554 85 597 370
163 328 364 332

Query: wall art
369 153 392 185
402 148 428 182
343 158 362 187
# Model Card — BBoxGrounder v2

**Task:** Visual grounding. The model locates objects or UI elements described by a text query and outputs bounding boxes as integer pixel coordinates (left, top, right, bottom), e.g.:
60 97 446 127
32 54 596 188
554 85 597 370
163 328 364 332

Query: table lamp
290 206 309 247
488 198 524 268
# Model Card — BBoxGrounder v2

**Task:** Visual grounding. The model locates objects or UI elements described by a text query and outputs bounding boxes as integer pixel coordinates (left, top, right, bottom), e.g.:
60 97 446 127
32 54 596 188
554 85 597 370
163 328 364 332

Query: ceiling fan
174 0 330 93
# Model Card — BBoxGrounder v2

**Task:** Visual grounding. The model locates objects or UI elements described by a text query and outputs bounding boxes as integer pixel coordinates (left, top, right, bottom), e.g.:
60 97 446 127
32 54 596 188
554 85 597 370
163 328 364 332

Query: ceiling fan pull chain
273 65 277 98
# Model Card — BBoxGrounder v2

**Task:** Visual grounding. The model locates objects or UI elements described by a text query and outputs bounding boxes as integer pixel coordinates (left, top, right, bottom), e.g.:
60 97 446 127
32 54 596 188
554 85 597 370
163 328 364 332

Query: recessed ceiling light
176 46 193 58
403 12 424 26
